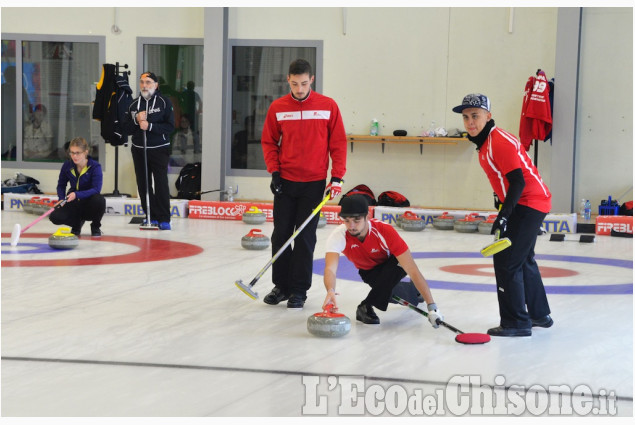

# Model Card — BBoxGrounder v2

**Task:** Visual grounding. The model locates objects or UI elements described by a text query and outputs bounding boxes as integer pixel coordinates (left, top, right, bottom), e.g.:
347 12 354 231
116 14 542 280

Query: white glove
427 303 443 329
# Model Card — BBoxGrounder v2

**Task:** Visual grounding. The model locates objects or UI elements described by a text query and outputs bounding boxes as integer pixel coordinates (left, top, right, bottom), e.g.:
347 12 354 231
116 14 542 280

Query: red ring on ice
439 264 578 278
1 233 203 267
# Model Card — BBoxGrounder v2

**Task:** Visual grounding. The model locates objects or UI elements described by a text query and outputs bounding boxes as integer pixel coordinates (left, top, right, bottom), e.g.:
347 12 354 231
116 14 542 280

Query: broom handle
22 199 66 233
392 295 464 334
248 192 331 287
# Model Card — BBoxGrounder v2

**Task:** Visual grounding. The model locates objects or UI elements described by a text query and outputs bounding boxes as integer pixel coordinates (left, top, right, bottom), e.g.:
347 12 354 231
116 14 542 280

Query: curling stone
48 227 79 250
478 214 498 234
307 304 351 338
317 212 327 228
32 198 49 215
454 213 483 233
23 197 40 214
37 198 54 215
242 206 266 225
400 211 426 232
241 228 270 250
432 212 455 230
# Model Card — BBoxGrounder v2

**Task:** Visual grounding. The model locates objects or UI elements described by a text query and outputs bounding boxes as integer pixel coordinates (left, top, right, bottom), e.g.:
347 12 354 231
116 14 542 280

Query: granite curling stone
307 304 351 338
478 214 498 234
242 206 267 225
432 212 455 230
454 213 483 233
48 227 79 250
317 212 327 228
34 198 52 215
23 197 40 214
241 228 270 250
400 211 426 232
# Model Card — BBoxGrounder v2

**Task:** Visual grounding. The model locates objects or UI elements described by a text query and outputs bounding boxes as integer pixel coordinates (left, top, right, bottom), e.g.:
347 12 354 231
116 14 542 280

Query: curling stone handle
323 303 336 314
246 229 262 237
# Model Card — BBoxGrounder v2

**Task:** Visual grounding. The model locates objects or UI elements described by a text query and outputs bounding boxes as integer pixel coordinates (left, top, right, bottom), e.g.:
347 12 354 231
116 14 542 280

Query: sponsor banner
104 197 188 218
187 200 374 225
596 215 633 235
373 206 577 233
188 201 272 221
3 193 188 218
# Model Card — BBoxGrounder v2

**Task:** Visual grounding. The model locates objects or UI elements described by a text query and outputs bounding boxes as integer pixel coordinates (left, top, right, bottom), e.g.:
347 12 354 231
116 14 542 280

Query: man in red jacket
453 93 553 337
322 195 443 327
261 59 347 309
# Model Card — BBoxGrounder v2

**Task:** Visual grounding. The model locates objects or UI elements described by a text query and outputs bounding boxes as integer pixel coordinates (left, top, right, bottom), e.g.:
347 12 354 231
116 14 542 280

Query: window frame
224 39 324 177
136 37 204 174
1 33 105 170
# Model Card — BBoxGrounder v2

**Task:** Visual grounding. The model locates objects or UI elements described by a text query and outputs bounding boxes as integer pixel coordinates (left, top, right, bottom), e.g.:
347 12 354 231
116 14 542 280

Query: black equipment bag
175 162 202 200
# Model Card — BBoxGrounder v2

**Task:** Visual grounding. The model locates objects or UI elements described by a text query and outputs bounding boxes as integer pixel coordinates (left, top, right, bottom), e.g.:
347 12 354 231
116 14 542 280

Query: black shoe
71 220 85 236
356 303 380 324
287 293 306 310
487 326 531 337
531 315 554 328
263 287 288 305
91 225 102 237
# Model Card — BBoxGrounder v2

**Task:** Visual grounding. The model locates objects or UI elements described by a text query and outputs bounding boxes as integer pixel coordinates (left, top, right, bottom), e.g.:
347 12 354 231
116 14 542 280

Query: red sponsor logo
595 216 633 235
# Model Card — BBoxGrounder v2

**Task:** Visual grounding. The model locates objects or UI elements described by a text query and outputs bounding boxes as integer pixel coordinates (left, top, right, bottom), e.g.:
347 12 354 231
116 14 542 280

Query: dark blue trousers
493 204 551 328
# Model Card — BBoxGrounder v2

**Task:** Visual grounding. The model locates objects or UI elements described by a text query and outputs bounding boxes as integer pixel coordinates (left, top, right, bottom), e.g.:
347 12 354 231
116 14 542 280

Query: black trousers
271 179 326 297
49 194 106 230
358 255 407 311
493 204 551 329
131 145 171 223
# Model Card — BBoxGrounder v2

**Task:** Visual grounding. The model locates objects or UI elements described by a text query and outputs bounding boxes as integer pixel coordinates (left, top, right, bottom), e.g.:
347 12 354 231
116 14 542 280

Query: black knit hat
339 195 369 217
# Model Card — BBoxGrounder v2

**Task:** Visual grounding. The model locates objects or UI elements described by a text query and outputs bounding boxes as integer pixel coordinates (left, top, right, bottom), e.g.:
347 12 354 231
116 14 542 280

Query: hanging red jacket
519 70 552 151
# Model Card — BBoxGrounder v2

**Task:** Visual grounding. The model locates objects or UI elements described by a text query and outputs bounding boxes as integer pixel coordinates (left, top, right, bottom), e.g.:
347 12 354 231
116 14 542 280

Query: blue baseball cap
452 93 491 113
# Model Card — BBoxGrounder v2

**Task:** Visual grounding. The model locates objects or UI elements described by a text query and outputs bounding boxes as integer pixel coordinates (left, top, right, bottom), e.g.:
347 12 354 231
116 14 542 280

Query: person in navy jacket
122 71 175 230
50 137 105 236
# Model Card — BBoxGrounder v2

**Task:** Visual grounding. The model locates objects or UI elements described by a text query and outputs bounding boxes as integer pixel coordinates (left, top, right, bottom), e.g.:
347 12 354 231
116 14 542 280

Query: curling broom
235 191 331 300
480 229 511 257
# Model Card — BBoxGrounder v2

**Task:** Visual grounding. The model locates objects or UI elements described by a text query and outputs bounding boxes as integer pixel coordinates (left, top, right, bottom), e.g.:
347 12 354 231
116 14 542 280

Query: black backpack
175 162 202 200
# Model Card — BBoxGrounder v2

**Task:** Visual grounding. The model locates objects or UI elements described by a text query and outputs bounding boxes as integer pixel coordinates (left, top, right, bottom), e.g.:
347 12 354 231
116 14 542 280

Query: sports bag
377 191 410 207
339 184 376 206
175 162 202 200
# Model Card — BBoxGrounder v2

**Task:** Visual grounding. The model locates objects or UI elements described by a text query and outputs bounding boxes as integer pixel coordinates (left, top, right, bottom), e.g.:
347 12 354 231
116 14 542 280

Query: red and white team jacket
479 126 552 213
325 219 408 271
261 91 347 182
519 71 552 151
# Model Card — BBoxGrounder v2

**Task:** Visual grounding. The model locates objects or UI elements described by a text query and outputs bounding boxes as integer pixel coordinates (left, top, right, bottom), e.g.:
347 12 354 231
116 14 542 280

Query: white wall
576 8 633 210
2 7 632 212
226 7 558 209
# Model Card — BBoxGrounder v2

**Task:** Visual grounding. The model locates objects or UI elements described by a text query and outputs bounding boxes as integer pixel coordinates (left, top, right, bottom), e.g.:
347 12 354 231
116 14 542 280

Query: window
1 39 19 161
226 40 323 175
138 38 204 174
1 34 104 168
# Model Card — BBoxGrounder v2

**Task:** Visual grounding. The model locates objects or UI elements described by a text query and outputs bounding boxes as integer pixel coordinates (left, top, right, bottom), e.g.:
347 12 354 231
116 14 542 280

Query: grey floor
1 210 633 420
